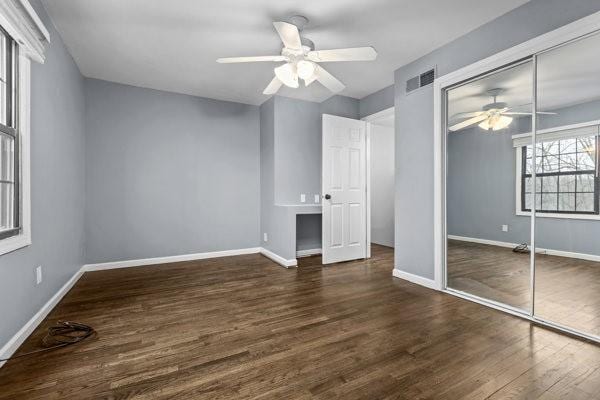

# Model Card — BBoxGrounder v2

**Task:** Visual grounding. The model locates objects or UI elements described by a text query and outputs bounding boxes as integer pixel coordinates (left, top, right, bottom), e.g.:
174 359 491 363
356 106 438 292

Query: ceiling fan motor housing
288 15 309 31
300 37 315 52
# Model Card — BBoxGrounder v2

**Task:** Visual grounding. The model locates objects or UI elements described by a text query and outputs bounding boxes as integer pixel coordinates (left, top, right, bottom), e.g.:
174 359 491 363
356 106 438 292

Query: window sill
516 211 600 221
0 233 31 256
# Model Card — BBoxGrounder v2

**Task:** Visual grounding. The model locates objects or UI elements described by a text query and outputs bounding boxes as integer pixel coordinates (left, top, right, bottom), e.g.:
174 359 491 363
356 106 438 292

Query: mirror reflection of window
519 133 598 214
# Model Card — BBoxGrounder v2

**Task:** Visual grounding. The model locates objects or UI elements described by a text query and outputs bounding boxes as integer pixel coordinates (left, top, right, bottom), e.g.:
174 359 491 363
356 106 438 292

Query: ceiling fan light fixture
478 119 490 131
274 63 298 88
217 18 377 96
297 60 316 81
479 114 513 131
274 63 299 88
584 145 596 156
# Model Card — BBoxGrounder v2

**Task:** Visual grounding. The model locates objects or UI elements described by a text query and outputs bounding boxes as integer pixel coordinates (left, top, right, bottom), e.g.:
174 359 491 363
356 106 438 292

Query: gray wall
322 95 361 120
394 0 600 279
371 124 394 247
360 85 394 118
448 100 600 257
84 79 260 263
274 96 322 205
273 95 360 205
261 95 359 259
447 122 530 246
260 98 291 258
540 99 600 130
0 1 86 348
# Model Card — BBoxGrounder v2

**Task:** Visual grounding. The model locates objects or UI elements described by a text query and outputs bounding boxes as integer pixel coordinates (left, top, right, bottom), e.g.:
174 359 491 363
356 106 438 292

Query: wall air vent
406 68 436 94
420 69 435 86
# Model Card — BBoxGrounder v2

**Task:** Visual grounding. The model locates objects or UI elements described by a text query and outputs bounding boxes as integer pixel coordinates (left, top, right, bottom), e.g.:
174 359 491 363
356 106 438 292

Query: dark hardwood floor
447 239 531 309
448 239 600 337
2 244 600 399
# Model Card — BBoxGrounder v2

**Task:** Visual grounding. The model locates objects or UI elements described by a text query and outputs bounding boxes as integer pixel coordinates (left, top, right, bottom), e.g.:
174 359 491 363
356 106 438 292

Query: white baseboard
84 247 301 270
448 234 600 262
371 240 394 248
83 247 262 271
260 248 297 268
1 246 270 369
0 266 85 368
447 235 517 249
392 268 440 290
296 248 322 258
538 247 600 262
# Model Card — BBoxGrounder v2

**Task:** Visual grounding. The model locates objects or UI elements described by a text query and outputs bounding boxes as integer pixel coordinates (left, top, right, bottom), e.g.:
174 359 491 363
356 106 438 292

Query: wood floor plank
1 244 600 399
448 239 600 337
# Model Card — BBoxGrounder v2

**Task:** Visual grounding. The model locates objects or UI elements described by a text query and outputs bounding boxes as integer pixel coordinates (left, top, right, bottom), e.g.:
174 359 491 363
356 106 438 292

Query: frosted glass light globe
297 60 316 81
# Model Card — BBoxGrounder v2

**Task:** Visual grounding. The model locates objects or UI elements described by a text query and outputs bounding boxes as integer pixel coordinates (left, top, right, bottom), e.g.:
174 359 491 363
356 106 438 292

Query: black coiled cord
0 321 96 362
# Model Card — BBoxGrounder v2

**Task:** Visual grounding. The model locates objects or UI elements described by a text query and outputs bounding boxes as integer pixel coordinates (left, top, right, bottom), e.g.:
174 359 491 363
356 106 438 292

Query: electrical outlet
263 232 268 242
35 266 42 285
314 194 320 203
300 194 306 203
502 224 509 232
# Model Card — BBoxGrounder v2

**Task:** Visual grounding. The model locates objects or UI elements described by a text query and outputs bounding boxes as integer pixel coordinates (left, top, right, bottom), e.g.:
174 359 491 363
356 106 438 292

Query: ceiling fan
216 15 377 95
448 88 556 132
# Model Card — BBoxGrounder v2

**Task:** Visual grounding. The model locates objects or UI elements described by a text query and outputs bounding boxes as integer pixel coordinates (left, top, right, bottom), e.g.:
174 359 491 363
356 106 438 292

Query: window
519 132 599 216
0 1 47 255
0 28 18 240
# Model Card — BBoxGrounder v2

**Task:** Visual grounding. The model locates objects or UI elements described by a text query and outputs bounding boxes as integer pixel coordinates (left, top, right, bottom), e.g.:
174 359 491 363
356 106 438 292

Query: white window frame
0 0 48 256
514 120 600 221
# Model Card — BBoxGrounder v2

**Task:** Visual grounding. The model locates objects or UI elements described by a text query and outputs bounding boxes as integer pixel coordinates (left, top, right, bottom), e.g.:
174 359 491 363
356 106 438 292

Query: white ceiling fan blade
273 21 302 50
304 73 317 86
315 65 345 93
307 47 377 62
448 114 489 132
263 77 283 95
450 111 485 120
217 55 287 63
503 111 558 115
510 104 558 115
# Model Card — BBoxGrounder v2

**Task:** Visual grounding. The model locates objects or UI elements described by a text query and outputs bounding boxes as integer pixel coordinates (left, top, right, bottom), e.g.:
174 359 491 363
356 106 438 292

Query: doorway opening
318 108 394 265
364 107 395 259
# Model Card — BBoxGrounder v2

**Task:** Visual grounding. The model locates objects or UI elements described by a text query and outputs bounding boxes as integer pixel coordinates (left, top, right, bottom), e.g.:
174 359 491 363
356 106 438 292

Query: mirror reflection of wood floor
2 244 600 399
448 239 600 337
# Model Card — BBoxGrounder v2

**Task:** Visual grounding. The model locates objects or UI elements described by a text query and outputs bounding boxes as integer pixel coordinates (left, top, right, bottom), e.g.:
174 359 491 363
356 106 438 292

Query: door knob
324 194 331 200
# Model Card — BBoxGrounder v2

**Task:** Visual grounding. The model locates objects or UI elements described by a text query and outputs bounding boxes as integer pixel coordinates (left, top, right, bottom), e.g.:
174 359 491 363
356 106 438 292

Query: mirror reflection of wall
446 60 533 311
533 31 600 336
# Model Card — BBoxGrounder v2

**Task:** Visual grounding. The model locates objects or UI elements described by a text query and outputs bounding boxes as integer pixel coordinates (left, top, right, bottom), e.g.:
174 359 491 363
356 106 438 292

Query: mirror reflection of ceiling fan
448 89 557 132
216 15 377 95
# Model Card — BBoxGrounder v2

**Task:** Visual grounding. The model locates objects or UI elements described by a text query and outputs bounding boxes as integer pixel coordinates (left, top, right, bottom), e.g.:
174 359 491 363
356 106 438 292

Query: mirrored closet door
445 28 600 342
445 60 534 312
533 31 600 337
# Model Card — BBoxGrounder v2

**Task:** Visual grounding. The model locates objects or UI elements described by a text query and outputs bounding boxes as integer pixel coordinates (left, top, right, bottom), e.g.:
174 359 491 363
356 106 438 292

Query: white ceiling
447 61 533 118
447 31 600 119
41 0 530 105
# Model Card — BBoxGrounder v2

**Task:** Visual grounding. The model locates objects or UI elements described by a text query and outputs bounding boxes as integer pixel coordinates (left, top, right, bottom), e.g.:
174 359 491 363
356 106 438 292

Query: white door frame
433 11 600 342
362 106 394 259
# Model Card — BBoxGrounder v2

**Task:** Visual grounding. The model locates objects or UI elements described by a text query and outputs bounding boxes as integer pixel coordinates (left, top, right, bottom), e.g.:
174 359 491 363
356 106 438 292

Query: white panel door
322 114 367 264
